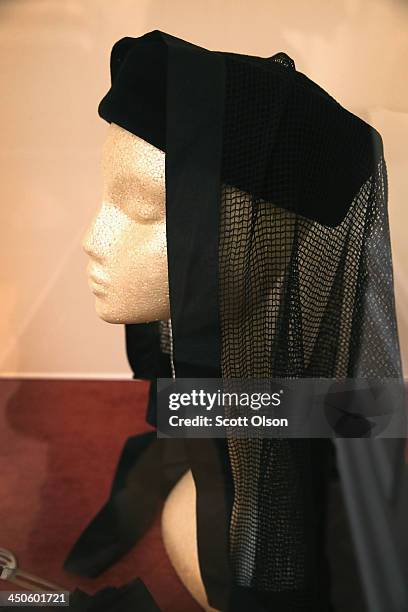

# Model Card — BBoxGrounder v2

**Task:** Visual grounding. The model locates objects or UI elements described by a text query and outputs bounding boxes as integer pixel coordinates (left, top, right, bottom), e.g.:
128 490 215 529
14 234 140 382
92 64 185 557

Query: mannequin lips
88 279 106 296
87 262 108 285
86 263 109 295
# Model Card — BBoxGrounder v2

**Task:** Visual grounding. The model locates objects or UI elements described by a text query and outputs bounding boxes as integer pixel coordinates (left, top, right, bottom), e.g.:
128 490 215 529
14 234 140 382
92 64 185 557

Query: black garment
66 30 405 612
64 432 189 577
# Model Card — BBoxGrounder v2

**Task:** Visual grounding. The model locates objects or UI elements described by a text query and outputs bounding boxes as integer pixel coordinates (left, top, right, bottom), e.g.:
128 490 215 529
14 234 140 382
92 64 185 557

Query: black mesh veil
215 51 403 610
90 30 404 611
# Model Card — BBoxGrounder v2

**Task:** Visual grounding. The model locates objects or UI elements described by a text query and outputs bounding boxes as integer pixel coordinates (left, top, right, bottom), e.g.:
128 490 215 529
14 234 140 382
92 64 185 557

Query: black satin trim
63 433 189 578
165 34 225 371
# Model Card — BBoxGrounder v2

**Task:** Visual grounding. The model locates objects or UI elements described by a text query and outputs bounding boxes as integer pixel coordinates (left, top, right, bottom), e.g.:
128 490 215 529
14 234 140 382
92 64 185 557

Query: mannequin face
82 122 170 324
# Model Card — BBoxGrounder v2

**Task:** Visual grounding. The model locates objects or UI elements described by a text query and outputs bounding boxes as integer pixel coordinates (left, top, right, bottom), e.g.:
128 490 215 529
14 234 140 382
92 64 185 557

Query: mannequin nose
82 221 98 259
82 202 124 261
82 208 105 261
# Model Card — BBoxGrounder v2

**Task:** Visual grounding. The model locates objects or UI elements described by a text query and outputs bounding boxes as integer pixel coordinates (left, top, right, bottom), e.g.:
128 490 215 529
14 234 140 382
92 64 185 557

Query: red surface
0 379 201 612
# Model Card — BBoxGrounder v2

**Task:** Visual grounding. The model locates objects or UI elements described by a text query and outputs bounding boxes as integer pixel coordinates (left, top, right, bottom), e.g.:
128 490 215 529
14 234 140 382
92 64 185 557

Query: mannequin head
82 122 170 324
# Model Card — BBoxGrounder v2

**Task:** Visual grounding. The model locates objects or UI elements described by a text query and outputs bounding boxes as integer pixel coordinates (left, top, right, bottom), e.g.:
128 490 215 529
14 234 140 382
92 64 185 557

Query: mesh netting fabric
159 320 172 354
217 54 401 604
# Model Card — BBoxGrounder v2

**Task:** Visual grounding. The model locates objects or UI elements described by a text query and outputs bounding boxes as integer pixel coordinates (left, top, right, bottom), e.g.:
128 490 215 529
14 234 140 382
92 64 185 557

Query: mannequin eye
103 173 165 223
130 199 165 223
106 195 164 224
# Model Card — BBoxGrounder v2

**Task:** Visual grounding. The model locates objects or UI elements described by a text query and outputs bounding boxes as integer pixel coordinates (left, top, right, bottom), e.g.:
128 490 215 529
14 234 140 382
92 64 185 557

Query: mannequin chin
82 122 170 324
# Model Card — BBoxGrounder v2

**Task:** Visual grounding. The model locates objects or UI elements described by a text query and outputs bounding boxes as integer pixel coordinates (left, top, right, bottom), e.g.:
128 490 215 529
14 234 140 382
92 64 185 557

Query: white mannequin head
82 122 170 323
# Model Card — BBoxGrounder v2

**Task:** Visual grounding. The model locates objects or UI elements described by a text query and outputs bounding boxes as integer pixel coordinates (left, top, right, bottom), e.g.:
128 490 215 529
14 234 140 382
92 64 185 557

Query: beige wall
0 0 407 377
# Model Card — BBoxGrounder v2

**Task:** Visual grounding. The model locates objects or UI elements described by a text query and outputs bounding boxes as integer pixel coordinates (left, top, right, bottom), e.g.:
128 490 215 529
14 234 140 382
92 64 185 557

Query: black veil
65 30 406 612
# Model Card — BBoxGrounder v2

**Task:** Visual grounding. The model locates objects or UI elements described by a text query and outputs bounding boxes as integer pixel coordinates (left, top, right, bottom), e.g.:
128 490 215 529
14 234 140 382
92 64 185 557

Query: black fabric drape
65 30 405 612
